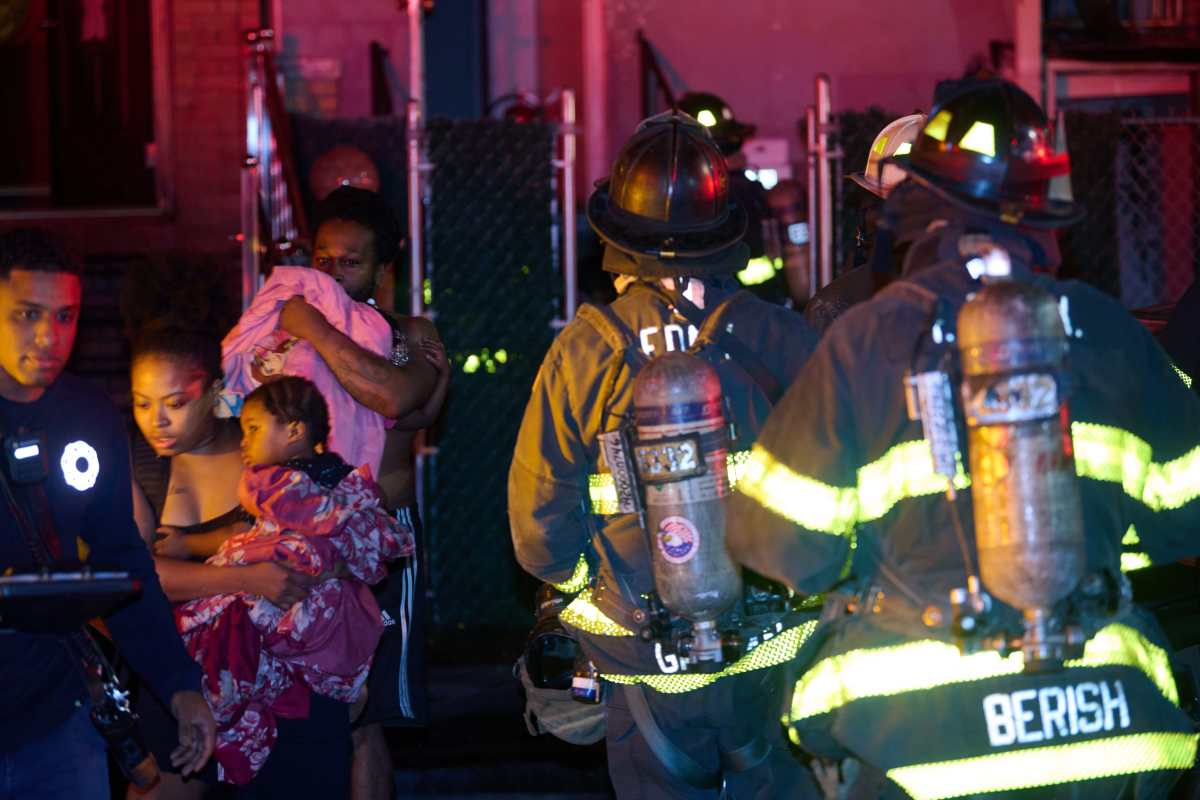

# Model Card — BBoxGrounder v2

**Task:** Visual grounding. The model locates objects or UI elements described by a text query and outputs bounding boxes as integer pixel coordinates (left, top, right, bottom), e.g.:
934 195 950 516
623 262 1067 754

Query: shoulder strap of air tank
687 290 784 405
576 302 650 372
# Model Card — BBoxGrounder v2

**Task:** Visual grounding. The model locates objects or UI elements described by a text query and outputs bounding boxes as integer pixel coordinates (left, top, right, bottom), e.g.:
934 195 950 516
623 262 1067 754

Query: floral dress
174 455 413 784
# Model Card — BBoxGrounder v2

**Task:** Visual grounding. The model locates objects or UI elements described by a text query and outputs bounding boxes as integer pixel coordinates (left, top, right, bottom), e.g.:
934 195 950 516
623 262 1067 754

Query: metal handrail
805 106 819 300
258 48 311 242
240 28 309 306
561 90 578 322
814 74 834 291
638 30 676 118
406 0 428 319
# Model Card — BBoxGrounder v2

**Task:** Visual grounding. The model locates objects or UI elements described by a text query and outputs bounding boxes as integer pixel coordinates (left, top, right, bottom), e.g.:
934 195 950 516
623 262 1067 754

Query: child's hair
244 377 331 448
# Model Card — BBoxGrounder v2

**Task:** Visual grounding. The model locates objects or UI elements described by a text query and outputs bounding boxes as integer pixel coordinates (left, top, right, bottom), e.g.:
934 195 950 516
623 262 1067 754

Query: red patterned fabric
175 464 413 784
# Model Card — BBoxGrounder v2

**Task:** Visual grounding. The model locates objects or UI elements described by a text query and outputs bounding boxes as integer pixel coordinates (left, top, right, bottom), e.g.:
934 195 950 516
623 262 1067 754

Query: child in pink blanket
174 377 413 784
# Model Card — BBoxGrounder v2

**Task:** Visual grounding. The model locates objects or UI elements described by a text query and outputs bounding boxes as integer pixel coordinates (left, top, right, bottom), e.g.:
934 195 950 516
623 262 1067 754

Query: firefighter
804 113 926 335
508 110 821 799
676 92 786 302
728 79 1200 798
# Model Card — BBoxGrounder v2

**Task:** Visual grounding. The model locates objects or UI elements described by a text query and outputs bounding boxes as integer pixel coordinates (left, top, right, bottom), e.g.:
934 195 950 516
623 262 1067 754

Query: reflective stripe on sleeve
552 554 590 594
558 589 635 637
588 449 752 516
1072 422 1200 512
736 423 1200 538
735 440 966 536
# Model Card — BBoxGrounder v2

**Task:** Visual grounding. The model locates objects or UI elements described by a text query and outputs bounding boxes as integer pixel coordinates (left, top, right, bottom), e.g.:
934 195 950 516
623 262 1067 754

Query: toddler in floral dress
174 377 412 784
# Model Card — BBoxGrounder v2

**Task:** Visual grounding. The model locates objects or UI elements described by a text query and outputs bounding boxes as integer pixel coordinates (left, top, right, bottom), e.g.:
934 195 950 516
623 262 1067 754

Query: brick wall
14 0 258 260
2 2 259 404
277 0 410 119
168 0 260 251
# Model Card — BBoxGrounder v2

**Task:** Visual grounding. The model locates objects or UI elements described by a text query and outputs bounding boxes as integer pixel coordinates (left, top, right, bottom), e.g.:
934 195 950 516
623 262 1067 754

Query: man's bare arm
392 319 450 430
279 296 437 419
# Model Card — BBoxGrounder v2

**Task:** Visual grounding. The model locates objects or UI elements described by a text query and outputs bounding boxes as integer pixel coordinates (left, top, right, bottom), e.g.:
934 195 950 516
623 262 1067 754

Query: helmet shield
849 113 927 198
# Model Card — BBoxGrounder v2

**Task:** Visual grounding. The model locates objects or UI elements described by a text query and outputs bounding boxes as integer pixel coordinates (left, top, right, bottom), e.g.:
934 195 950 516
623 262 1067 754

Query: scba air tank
958 276 1085 663
632 352 741 665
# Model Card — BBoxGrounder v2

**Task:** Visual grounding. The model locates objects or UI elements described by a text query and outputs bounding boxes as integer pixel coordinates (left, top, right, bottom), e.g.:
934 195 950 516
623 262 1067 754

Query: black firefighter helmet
889 79 1083 229
587 109 748 274
676 92 756 156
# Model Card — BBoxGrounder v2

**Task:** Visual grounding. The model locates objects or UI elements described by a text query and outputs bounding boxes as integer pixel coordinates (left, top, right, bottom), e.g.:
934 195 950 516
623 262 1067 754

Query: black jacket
728 226 1200 794
509 278 817 679
0 374 202 751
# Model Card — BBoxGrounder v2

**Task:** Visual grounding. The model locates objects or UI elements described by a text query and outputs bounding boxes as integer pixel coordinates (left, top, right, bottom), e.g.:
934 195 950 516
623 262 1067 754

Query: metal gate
1065 113 1200 306
422 119 560 640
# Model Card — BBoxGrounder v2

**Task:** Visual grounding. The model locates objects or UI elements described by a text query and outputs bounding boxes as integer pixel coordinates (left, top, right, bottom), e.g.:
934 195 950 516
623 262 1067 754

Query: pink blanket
175 463 413 784
221 267 392 474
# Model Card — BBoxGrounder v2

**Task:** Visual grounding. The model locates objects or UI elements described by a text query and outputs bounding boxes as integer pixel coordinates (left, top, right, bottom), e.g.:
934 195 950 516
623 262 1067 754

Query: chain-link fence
292 116 561 648
1115 118 1200 308
1060 113 1200 307
423 119 559 643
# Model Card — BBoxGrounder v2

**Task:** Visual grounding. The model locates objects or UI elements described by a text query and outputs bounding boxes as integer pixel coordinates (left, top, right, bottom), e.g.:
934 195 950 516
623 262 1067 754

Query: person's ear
286 420 307 445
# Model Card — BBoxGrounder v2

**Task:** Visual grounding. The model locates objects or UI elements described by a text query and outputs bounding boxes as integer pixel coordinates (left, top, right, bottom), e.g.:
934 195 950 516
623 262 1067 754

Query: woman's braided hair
244 377 332 448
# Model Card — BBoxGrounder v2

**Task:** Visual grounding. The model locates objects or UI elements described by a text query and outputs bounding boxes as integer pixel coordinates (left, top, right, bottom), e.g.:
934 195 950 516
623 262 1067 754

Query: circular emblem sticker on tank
657 516 698 564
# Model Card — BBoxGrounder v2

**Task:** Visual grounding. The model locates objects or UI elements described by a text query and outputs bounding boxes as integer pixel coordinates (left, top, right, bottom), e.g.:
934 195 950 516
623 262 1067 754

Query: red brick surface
6 1 257 262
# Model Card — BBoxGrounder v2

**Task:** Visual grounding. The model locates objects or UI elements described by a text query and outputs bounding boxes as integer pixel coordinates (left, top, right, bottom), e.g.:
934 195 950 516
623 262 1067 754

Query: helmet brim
847 171 886 199
586 179 749 263
885 156 1085 230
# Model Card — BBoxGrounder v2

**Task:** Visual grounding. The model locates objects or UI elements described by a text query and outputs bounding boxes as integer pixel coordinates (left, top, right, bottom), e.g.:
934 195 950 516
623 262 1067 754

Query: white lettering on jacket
654 642 681 674
983 680 1130 747
638 325 700 357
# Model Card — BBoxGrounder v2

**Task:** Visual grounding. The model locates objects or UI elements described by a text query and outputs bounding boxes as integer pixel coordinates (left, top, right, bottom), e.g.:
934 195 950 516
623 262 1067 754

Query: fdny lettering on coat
983 680 1130 747
639 325 700 357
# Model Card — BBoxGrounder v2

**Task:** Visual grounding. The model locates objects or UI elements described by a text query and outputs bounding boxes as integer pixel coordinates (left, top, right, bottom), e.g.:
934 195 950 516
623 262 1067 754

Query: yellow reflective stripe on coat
739 423 1200 537
1072 422 1200 511
788 623 1178 724
888 731 1199 800
737 440 967 536
604 619 819 694
588 450 752 516
552 554 590 594
558 589 635 637
1173 363 1193 390
1121 525 1152 573
856 441 969 523
588 473 621 516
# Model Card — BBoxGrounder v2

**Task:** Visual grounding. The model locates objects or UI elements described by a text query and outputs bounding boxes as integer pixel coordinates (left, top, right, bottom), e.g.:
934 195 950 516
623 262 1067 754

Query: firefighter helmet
587 110 748 267
849 113 926 199
676 92 756 155
888 79 1083 228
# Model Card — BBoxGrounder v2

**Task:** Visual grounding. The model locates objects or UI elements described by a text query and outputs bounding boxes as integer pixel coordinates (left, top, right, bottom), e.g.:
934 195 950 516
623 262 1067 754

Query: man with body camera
0 228 215 798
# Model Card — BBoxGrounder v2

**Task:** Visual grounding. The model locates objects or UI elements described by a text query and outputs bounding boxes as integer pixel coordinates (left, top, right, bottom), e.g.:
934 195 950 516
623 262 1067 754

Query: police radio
3 430 49 484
